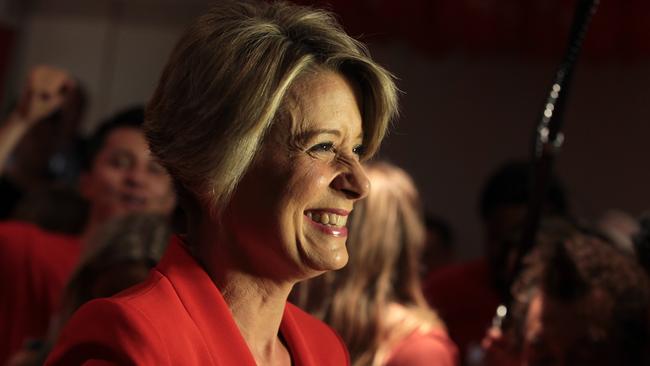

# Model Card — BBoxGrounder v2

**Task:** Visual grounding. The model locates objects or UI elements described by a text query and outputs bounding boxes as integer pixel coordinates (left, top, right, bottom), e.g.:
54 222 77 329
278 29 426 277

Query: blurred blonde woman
296 162 458 366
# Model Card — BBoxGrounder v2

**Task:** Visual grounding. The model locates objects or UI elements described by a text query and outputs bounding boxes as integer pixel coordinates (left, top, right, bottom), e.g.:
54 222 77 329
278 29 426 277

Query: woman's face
223 71 370 281
81 127 176 221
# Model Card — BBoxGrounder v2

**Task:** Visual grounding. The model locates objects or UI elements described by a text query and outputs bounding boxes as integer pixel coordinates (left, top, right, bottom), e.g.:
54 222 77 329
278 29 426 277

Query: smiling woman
45 1 397 366
225 71 369 280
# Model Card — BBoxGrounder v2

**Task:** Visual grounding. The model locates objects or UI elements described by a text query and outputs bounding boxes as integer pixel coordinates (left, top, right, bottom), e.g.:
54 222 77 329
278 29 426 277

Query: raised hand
14 65 76 126
0 65 77 174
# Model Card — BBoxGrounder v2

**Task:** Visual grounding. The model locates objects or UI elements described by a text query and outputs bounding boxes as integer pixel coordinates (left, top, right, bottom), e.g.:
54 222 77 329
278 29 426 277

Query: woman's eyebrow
109 148 133 156
295 129 341 142
295 129 364 140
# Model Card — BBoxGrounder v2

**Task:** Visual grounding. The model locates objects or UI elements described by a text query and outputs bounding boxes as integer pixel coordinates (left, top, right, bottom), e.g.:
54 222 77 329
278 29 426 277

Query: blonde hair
145 0 398 217
295 162 442 366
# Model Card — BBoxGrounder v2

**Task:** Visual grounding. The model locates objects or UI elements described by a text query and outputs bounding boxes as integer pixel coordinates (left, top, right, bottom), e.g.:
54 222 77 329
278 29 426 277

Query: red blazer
46 236 350 366
0 221 80 365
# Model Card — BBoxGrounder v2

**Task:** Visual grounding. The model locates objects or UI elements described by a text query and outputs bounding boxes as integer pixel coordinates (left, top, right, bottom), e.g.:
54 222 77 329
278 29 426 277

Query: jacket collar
156 235 315 365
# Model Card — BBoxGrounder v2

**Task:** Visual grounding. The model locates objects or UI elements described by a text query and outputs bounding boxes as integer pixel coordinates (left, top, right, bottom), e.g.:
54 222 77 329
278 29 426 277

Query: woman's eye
109 154 132 169
309 142 334 153
352 144 366 157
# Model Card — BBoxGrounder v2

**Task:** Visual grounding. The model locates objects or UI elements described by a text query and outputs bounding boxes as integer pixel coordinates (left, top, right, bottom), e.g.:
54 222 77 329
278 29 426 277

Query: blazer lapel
157 236 258 365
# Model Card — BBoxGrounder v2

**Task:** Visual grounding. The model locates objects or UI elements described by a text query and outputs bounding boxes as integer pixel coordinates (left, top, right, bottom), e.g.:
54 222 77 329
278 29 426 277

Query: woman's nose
330 161 370 201
125 166 147 187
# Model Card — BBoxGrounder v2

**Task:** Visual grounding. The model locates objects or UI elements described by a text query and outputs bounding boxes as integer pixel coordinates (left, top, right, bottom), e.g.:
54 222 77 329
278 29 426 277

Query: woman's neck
219 270 293 364
79 210 106 252
192 222 294 365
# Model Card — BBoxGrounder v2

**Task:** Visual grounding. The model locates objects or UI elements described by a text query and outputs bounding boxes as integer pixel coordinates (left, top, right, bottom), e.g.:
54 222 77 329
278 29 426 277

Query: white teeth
338 215 348 226
306 211 347 227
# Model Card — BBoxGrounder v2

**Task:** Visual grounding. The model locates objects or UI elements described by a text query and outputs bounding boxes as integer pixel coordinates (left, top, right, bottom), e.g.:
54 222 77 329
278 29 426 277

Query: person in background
483 218 650 366
596 209 640 255
0 106 176 365
7 213 171 366
11 185 88 235
420 213 455 277
423 160 569 364
0 65 86 219
634 211 650 276
295 162 458 366
45 1 398 365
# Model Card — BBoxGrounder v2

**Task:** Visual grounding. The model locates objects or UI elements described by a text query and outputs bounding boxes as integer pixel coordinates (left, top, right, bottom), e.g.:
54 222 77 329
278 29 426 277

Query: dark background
1 0 648 259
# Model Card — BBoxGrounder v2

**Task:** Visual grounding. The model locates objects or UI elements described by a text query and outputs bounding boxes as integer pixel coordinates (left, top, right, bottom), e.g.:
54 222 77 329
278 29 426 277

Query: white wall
7 0 205 133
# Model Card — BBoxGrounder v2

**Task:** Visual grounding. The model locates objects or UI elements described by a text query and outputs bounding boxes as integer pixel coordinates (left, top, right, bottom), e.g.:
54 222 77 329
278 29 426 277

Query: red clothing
46 236 350 365
0 221 81 365
386 328 459 366
422 258 501 364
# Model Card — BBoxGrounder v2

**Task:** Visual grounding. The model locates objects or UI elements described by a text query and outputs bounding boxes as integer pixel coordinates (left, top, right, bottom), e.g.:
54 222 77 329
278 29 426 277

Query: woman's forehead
101 127 149 154
280 71 365 141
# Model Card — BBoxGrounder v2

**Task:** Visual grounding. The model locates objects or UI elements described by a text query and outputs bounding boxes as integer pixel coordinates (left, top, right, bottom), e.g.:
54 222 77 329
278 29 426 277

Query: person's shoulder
0 220 80 276
47 273 216 366
424 258 489 288
0 220 78 248
106 268 176 315
100 268 208 344
285 303 350 365
386 328 459 366
0 221 35 259
0 220 42 242
422 258 492 310
46 296 173 366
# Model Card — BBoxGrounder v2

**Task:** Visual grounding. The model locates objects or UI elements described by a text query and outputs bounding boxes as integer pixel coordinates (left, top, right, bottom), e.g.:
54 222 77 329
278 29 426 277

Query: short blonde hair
145 0 398 214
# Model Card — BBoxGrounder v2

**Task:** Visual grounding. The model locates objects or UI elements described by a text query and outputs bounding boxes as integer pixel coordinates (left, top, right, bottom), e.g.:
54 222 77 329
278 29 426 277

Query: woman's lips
120 193 148 210
304 209 349 237
306 218 348 237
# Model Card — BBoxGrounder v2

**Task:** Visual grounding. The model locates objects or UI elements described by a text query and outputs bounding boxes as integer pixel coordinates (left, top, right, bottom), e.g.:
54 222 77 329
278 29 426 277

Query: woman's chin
302 249 349 273
329 250 349 270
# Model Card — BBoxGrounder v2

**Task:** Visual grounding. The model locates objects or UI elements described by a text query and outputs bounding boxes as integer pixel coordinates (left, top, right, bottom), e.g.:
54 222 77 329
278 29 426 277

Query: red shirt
422 258 501 363
385 328 459 366
0 221 81 365
46 236 350 365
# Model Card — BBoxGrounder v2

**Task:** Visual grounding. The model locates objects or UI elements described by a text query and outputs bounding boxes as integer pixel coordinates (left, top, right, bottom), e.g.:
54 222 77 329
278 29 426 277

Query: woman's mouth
305 210 349 237
306 211 348 227
120 194 148 210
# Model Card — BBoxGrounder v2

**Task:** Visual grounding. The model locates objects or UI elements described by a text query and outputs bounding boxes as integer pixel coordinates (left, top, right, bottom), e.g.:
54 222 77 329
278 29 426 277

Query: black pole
505 0 600 302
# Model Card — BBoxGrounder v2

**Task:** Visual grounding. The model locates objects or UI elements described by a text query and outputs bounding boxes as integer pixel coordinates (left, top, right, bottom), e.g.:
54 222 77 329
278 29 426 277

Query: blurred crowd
1 11 648 365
